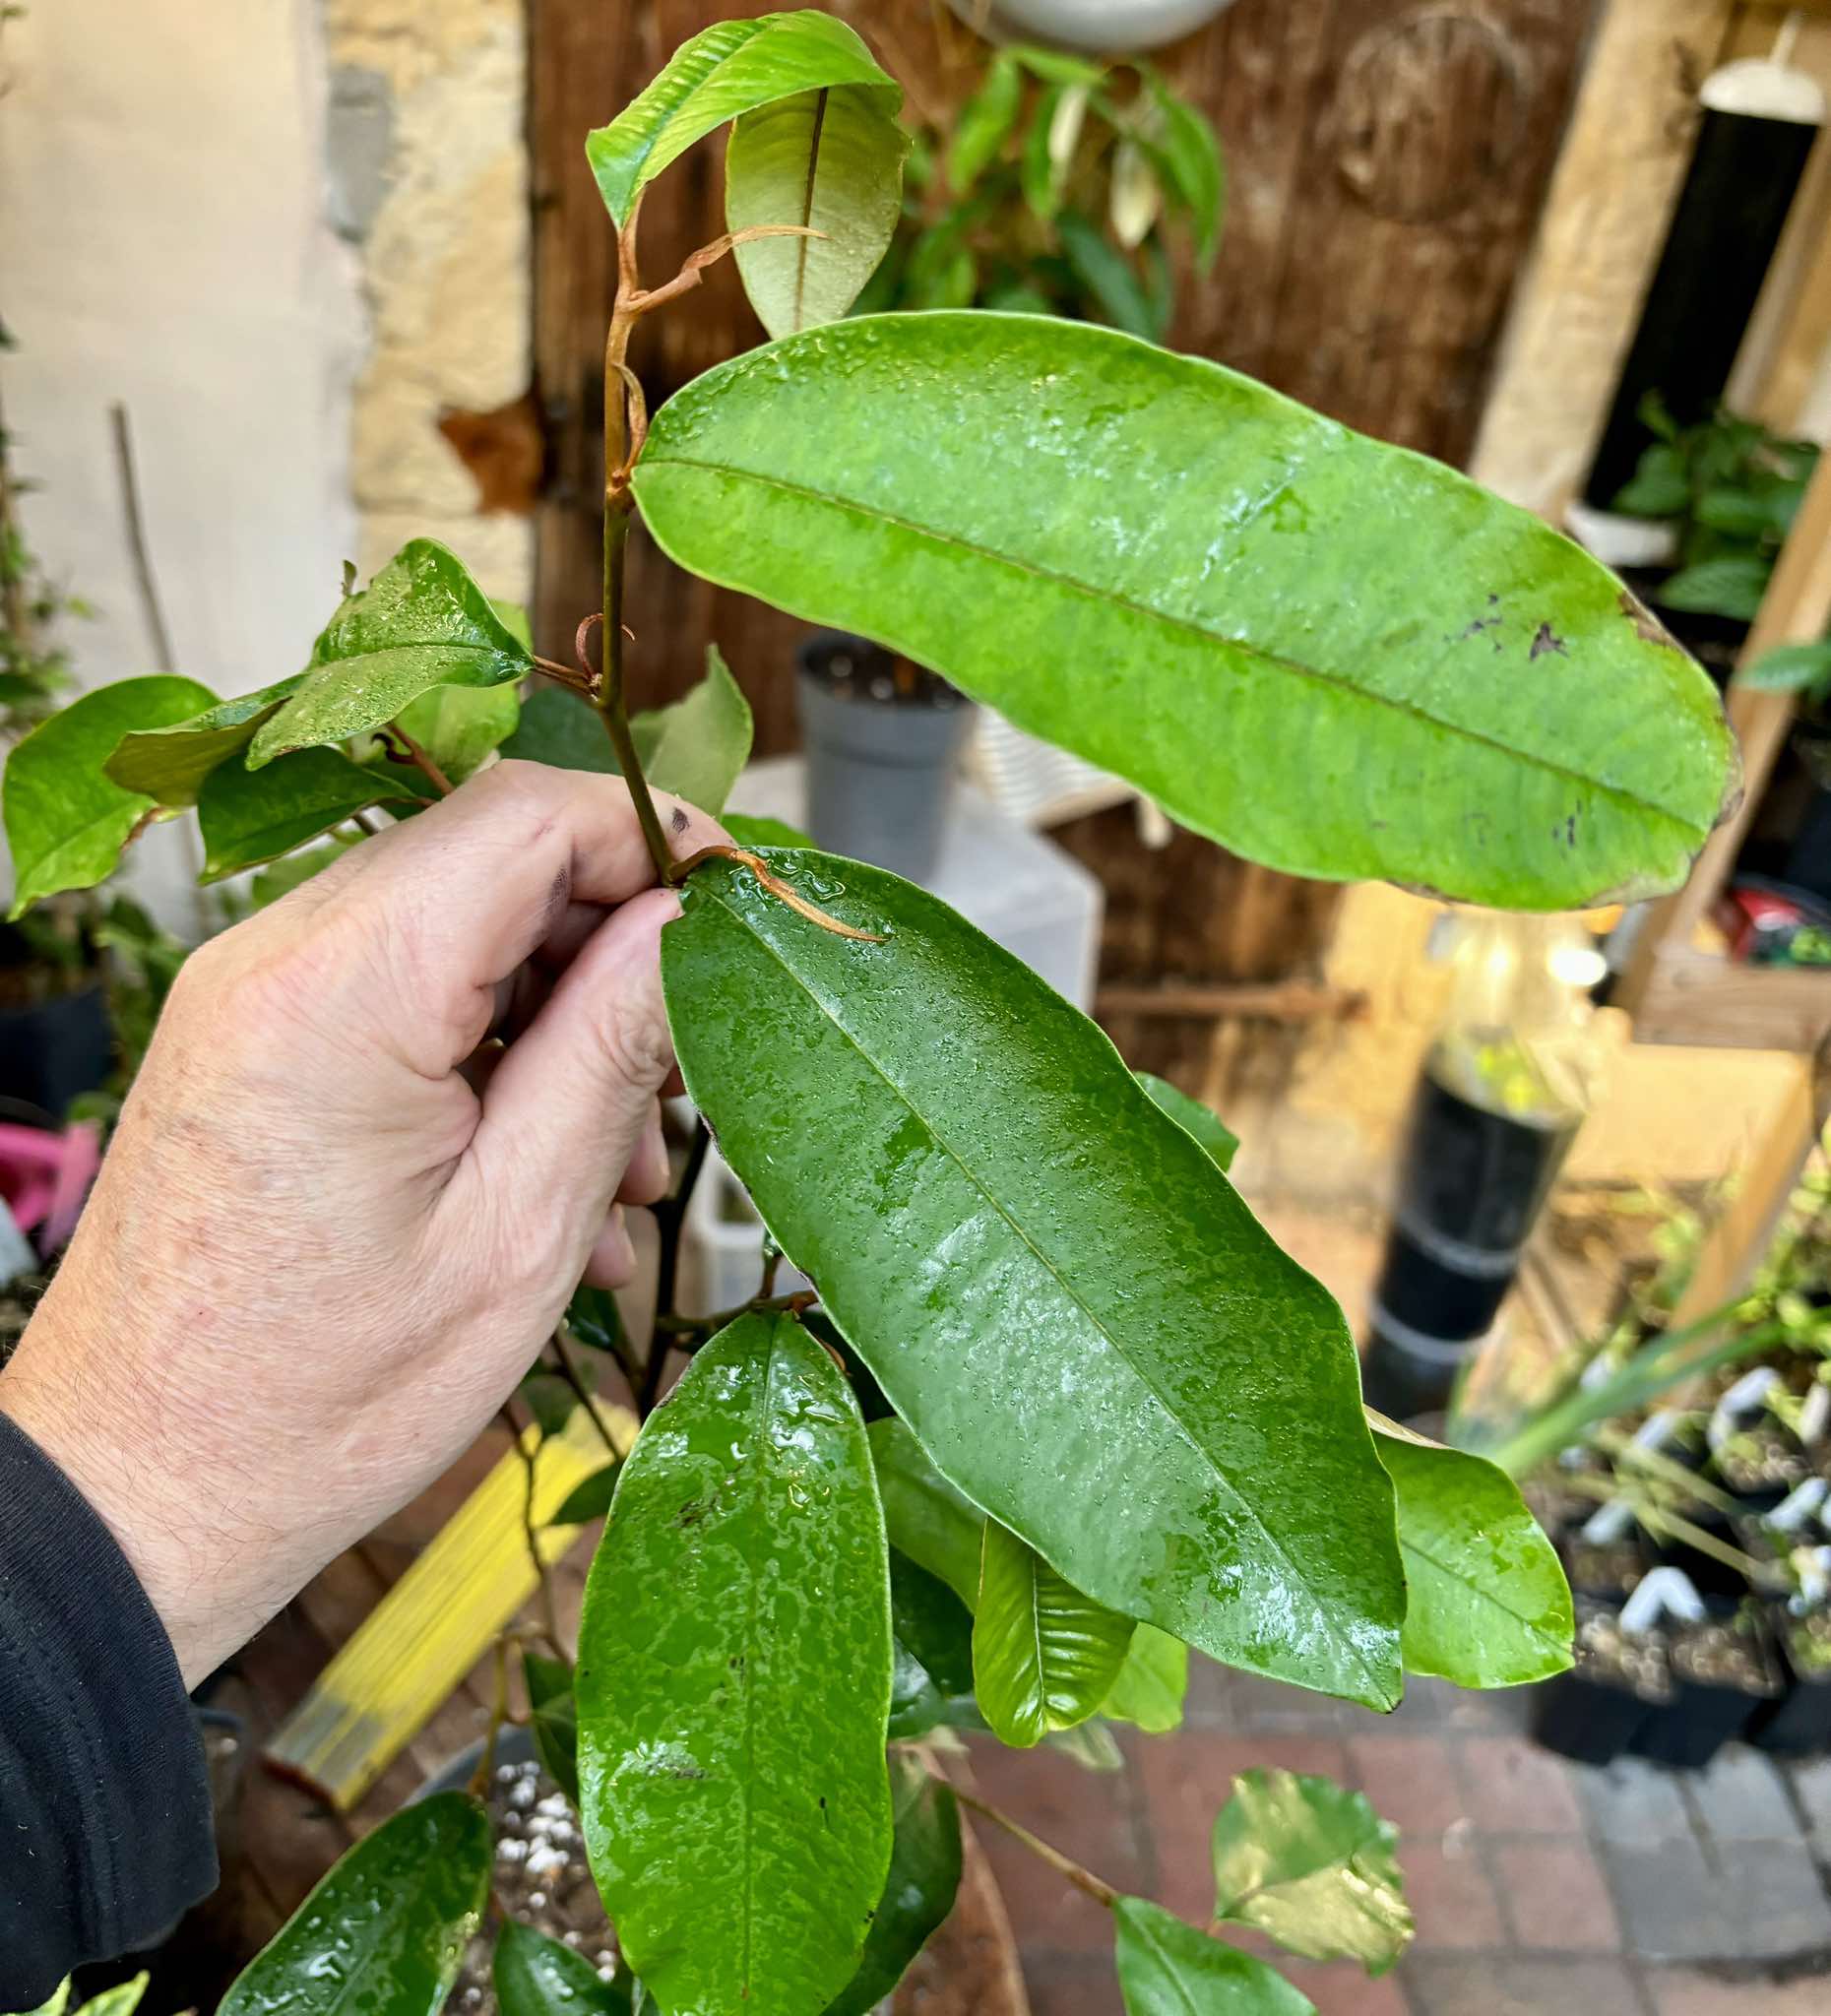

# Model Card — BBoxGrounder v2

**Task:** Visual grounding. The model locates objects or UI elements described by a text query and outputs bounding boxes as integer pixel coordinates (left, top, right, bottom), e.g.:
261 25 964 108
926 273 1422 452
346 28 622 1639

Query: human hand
0 761 728 1684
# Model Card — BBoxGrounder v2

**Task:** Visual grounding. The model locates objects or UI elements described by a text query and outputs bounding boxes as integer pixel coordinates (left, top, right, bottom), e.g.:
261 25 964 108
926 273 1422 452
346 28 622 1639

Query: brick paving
961 1664 1831 2015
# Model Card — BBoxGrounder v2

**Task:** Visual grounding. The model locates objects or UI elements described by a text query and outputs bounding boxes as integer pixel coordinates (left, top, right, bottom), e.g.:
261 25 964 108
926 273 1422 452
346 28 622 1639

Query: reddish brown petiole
670 845 887 943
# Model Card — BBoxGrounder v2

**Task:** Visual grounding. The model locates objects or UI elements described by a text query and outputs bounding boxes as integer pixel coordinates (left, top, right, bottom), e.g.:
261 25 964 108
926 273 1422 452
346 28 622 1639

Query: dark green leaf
196 746 423 881
586 11 899 226
103 673 304 804
525 1649 571 1709
727 86 910 338
567 1284 629 1362
1693 485 1783 539
551 1464 620 1526
1056 211 1160 342
868 1417 984 1609
888 1547 979 1738
635 314 1735 908
5 675 215 915
1211 1768 1411 1974
974 1519 1136 1745
248 539 530 769
950 52 1023 193
824 1754 962 2016
629 646 753 813
1113 1897 1314 2016
576 1311 895 2016
1138 64 1225 266
393 680 521 784
1656 553 1770 622
1370 1417 1573 1687
663 854 1406 1707
1610 445 1689 519
1135 1071 1237 1170
250 833 359 908
1745 639 1831 695
495 1918 630 2016
1102 1623 1189 1734
725 812 815 850
219 1791 491 2016
499 686 618 774
520 1369 579 1440
524 1651 580 1804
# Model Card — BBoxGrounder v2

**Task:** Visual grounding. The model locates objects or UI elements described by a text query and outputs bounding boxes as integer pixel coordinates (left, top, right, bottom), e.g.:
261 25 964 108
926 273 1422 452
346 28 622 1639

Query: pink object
0 1120 100 1249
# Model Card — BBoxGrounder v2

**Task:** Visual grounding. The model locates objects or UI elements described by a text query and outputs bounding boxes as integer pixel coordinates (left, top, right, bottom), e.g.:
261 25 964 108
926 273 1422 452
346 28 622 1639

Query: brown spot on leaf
1530 621 1568 661
1618 588 1678 652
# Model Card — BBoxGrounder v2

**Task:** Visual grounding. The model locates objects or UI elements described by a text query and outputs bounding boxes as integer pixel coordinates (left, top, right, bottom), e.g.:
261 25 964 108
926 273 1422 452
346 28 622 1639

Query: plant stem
386 724 455 797
637 1117 714 1417
951 1785 1118 1909
470 1632 516 1799
655 1289 817 1339
502 1403 565 1653
549 1326 622 1462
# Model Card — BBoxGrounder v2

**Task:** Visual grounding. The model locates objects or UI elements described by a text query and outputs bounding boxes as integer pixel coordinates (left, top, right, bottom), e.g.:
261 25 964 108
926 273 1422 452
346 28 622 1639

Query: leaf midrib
1399 1529 1566 1654
645 458 1706 838
701 878 1392 1705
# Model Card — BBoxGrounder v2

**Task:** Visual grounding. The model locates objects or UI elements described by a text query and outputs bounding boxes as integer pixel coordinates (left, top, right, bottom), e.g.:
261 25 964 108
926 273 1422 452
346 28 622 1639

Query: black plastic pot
1751 1611 1831 1757
1630 1612 1783 1769
1533 1600 1673 1767
794 632 974 884
0 977 111 1116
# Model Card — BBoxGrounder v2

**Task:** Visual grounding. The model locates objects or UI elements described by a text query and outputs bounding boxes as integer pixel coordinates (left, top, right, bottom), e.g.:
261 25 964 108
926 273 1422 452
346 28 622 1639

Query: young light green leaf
868 1417 984 1609
726 86 910 338
1113 1898 1315 2016
949 51 1023 193
68 1981 149 2016
393 680 521 785
1211 1768 1411 1974
1138 63 1225 266
248 539 530 769
196 746 425 881
5 675 215 915
576 1311 895 2016
824 1754 963 2016
499 685 618 774
974 1518 1137 1746
219 1792 491 2016
1745 638 1831 694
663 854 1406 1707
1102 1622 1190 1734
1370 1416 1574 1687
725 812 815 850
550 1463 620 1526
523 1651 580 1803
1135 1071 1237 1171
634 314 1736 910
586 10 899 226
1021 86 1067 220
20 1981 70 2016
888 1547 979 1739
629 645 753 813
1010 44 1105 88
495 1919 632 2016
103 673 304 804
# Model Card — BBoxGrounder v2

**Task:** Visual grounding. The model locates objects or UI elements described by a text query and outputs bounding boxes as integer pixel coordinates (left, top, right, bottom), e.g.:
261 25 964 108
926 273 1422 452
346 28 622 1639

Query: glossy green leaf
196 747 424 881
1370 1417 1574 1687
551 1464 620 1526
491 598 535 652
499 686 618 774
727 85 910 338
974 1519 1136 1746
220 1791 490 2016
250 832 359 909
248 539 530 769
5 676 215 915
1102 1623 1189 1734
520 1368 580 1439
1113 1898 1314 2016
1211 1768 1411 1974
1138 64 1225 266
868 1417 984 1609
825 1754 963 2016
523 1651 580 1803
726 811 815 850
104 673 304 804
1135 1071 1237 1171
635 314 1736 909
494 1919 630 2016
630 646 753 813
576 1311 894 2016
21 1981 70 2016
889 1546 979 1738
586 11 899 226
663 853 1406 1707
949 51 1022 192
1056 211 1159 342
566 1284 629 1361
393 680 521 785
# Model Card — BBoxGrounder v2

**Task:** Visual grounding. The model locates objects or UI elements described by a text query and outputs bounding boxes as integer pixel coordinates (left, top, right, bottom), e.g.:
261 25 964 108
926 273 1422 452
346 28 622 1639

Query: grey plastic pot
794 632 975 884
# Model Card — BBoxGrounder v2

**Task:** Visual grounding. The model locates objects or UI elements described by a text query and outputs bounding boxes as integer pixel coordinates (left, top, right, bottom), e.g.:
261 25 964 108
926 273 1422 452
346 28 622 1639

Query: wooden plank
1630 950 1831 1049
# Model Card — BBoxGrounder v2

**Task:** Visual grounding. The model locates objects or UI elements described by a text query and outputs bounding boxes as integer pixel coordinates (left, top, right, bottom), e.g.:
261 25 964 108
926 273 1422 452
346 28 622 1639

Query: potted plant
4 10 1738 2010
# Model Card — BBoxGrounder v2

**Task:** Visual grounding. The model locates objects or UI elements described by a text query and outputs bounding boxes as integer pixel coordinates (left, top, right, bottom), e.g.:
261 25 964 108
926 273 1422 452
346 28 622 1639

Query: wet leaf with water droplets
634 313 1736 909
823 1753 962 2016
494 1918 633 2016
576 1310 894 2016
1114 1897 1315 2016
219 1791 490 2016
662 850 1406 1707
973 1518 1135 1745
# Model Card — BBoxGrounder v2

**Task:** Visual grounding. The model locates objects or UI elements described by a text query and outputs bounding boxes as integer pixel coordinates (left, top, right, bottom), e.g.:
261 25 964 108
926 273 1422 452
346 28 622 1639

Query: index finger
314 760 730 1077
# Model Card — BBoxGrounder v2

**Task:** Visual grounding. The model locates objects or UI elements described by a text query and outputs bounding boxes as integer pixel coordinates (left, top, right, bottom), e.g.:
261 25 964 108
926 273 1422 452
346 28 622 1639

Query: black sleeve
0 1411 218 2004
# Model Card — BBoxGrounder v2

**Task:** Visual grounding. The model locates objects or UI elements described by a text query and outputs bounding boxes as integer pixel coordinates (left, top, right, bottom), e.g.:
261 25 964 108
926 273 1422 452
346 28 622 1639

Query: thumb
453 886 683 1277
